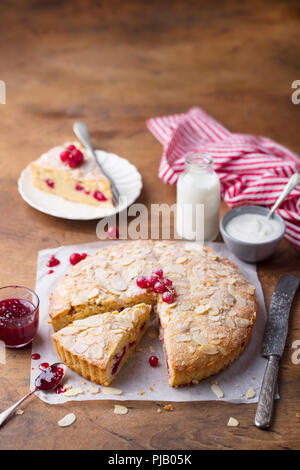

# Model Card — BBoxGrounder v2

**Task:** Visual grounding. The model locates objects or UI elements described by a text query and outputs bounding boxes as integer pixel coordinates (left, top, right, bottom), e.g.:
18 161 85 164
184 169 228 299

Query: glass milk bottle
176 153 220 241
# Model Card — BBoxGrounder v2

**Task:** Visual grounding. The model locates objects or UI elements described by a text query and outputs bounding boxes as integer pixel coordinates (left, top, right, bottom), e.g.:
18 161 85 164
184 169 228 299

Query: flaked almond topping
58 413 76 427
175 334 191 343
175 256 187 264
211 384 224 399
235 317 250 328
227 417 239 427
114 405 128 415
192 331 208 346
102 387 123 395
225 317 235 328
202 344 218 355
246 388 256 399
195 304 210 315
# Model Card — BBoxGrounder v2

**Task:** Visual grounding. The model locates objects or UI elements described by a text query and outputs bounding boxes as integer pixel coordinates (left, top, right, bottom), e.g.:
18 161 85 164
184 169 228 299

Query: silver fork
73 122 120 206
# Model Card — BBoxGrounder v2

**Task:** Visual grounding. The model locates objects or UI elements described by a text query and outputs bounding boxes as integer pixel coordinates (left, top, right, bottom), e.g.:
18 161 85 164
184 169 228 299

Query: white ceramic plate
18 150 143 220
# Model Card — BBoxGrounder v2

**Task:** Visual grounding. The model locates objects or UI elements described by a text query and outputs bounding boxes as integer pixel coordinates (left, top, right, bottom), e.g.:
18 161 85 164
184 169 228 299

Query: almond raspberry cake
30 142 113 207
49 241 257 387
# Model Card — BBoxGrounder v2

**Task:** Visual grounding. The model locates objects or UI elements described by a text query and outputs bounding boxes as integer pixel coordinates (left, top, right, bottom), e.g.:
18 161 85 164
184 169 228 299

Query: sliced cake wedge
51 303 151 386
30 141 114 207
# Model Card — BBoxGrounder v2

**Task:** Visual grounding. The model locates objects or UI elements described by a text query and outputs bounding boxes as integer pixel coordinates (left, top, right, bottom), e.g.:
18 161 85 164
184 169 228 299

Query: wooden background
0 0 300 450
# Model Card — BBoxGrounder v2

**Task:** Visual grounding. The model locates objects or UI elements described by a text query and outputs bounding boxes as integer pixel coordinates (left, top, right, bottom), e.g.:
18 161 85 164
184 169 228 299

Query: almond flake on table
114 405 128 415
246 387 256 399
157 408 162 414
64 387 84 397
102 386 123 396
227 417 239 427
16 409 24 415
58 413 76 427
211 384 224 399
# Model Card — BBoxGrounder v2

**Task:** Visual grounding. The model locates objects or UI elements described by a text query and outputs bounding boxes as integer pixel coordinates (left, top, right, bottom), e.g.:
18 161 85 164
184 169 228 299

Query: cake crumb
137 391 145 396
150 387 154 392
16 409 24 415
136 347 143 352
148 330 157 339
157 408 162 414
164 404 174 411
296 413 300 419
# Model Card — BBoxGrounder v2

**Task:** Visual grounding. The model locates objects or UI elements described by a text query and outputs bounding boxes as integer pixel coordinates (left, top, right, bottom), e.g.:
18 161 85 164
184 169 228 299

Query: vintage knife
255 274 300 429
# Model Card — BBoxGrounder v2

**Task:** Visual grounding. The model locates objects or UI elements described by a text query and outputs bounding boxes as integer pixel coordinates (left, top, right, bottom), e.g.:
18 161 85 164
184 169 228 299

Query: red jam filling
35 364 64 391
45 179 55 188
93 190 107 202
0 298 39 347
111 346 127 375
140 321 146 331
75 184 84 191
129 341 136 348
39 362 50 371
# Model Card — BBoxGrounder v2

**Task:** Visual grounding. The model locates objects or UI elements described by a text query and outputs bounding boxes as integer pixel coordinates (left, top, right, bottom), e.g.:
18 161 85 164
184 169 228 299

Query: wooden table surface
0 0 300 450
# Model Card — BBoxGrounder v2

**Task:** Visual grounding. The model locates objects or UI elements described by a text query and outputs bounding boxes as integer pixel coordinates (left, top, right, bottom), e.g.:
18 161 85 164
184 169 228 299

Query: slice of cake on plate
51 303 151 386
30 142 114 207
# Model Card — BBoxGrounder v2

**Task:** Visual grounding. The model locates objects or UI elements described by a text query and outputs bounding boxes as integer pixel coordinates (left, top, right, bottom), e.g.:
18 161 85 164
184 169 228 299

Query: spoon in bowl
0 362 66 428
267 173 300 219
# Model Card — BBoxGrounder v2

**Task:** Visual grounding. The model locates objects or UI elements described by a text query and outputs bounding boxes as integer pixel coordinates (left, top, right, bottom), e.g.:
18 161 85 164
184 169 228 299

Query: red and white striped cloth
146 107 300 250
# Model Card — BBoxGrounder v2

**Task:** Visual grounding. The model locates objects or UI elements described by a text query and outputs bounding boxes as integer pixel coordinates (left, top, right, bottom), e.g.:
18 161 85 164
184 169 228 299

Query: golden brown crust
49 240 257 386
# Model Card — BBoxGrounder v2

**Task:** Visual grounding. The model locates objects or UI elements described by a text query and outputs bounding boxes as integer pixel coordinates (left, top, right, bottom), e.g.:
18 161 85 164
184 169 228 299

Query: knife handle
255 355 279 429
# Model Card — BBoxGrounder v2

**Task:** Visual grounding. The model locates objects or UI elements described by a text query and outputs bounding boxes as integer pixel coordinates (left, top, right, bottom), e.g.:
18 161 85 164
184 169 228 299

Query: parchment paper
31 240 271 404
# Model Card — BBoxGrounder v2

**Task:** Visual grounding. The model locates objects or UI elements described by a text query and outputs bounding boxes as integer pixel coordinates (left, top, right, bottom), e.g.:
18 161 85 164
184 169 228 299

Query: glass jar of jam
0 286 39 348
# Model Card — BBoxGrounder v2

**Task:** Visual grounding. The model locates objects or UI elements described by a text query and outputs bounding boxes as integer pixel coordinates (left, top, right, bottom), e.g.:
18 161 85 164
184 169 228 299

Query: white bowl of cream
220 206 286 263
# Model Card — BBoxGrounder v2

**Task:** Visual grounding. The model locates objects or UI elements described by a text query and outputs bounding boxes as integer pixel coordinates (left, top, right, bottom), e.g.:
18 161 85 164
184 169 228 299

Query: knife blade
255 274 299 429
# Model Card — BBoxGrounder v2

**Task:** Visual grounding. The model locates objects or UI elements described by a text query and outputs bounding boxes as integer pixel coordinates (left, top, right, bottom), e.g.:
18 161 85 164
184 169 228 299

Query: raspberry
136 276 149 289
69 253 87 265
152 268 163 279
153 281 167 294
162 291 175 304
149 356 159 367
